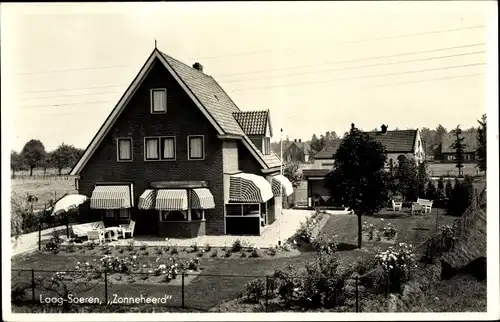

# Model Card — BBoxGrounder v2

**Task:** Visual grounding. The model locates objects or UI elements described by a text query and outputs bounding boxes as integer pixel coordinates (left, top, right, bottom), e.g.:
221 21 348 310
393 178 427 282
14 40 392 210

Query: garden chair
120 220 136 239
417 198 433 214
392 200 403 212
87 229 106 244
411 202 423 216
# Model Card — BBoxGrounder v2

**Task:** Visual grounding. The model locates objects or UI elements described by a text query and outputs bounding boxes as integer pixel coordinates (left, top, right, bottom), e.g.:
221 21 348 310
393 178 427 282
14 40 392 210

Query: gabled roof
70 49 281 175
314 139 342 159
232 110 270 136
365 129 417 153
440 132 478 153
284 140 311 154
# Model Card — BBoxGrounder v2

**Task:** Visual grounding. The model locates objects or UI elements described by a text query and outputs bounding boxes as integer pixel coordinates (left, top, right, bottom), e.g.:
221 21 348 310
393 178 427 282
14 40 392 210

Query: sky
1 1 496 152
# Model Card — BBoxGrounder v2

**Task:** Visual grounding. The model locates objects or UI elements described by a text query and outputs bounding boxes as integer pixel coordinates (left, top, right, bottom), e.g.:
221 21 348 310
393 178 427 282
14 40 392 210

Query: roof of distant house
284 140 311 154
313 129 418 160
232 110 270 136
440 132 478 154
314 139 343 159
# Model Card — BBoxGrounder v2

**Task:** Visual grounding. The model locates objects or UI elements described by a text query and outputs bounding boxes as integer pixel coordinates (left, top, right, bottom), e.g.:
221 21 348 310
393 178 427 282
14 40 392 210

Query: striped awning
271 174 294 197
90 185 131 209
155 189 188 211
229 173 273 203
191 188 215 209
138 189 156 210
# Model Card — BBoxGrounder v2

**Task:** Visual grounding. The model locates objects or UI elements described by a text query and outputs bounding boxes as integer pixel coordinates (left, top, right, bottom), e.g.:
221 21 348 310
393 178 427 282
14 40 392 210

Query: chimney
294 139 297 142
381 124 388 134
299 139 301 142
193 62 203 72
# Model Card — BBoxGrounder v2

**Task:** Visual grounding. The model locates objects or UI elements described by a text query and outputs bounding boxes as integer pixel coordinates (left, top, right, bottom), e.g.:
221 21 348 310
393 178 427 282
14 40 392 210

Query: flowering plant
381 222 397 239
362 221 376 240
376 243 416 292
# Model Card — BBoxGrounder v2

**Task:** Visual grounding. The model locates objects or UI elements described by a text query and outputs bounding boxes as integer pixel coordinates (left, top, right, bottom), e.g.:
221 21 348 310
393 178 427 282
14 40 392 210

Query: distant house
435 132 478 163
282 139 311 163
303 125 424 208
69 48 293 237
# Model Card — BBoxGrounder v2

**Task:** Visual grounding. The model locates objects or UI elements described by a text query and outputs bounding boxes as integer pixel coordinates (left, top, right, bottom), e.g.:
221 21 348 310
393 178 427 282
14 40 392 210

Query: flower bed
362 219 398 244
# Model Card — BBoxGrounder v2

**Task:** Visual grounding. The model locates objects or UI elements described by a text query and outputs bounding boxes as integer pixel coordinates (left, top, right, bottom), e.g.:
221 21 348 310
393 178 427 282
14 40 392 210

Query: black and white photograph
1 1 498 321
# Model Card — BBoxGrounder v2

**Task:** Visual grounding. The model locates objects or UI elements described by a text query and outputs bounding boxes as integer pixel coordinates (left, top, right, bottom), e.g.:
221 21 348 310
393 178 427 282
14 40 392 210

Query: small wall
158 220 206 238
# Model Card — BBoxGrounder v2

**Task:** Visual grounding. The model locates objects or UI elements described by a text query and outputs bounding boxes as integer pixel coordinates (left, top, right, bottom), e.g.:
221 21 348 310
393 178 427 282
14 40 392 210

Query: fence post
38 223 42 251
104 270 108 304
181 272 185 309
385 273 389 297
435 208 439 233
31 269 36 303
355 276 359 312
266 276 270 312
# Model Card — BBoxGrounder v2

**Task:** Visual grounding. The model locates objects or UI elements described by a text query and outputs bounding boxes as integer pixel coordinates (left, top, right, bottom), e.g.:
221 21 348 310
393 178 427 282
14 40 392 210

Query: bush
170 247 178 255
245 279 266 302
231 240 242 253
126 240 135 251
45 230 62 253
376 243 416 293
224 250 232 258
447 176 474 216
249 247 260 258
363 222 376 240
204 243 211 252
311 233 337 254
210 250 218 257
266 246 277 257
187 258 200 271
272 265 301 305
240 251 247 258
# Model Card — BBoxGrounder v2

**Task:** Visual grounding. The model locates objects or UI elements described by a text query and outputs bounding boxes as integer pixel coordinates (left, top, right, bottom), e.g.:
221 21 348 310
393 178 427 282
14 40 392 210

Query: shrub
154 247 163 255
190 243 199 253
245 278 266 302
126 240 135 251
272 265 301 305
231 240 242 253
196 251 203 258
187 258 200 271
376 243 416 293
170 247 178 255
139 243 147 251
311 233 337 254
118 248 125 254
204 243 211 252
86 241 96 251
240 251 247 258
363 222 376 240
224 250 232 258
66 242 76 253
210 250 218 257
45 230 62 253
381 222 397 239
249 247 260 258
266 246 277 257
447 176 474 216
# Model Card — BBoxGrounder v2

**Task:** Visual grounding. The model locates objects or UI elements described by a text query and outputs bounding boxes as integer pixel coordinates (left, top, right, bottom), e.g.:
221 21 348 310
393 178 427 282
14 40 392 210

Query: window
225 203 261 216
188 135 204 160
104 209 130 219
159 210 187 221
263 137 271 155
150 89 167 113
117 138 132 161
144 137 176 161
192 209 205 221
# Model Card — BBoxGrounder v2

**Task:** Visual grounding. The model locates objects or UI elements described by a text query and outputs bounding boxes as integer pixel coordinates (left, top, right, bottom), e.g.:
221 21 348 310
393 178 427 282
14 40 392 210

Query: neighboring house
302 125 425 208
282 139 311 163
70 48 293 238
435 132 478 163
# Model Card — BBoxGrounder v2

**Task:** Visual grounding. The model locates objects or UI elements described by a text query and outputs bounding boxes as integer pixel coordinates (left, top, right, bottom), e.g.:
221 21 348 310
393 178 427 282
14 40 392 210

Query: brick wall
158 220 206 238
237 141 262 175
78 58 225 235
222 140 239 174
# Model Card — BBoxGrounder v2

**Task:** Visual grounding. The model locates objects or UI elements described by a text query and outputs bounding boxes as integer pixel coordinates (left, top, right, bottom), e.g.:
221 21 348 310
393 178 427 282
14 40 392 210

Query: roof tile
233 111 269 136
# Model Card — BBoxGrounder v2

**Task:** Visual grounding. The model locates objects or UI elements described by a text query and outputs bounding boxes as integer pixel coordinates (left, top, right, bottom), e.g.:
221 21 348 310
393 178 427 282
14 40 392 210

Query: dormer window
263 137 271 155
150 88 167 114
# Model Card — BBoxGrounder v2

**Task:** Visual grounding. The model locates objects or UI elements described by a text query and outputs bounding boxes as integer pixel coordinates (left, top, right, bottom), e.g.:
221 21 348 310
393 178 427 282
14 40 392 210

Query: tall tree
20 139 46 176
10 151 25 177
51 143 82 175
450 125 466 177
283 161 304 190
434 124 447 145
436 177 445 200
476 114 486 172
417 161 429 198
444 178 453 201
325 123 389 249
393 155 418 202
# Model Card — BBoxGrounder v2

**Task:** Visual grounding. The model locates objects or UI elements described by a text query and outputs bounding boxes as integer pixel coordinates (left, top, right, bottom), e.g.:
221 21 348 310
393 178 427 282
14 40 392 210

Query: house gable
71 49 272 175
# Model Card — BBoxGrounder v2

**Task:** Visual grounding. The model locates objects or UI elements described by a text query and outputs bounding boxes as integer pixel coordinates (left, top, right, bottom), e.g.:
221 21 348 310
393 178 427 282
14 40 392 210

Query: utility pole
278 128 283 246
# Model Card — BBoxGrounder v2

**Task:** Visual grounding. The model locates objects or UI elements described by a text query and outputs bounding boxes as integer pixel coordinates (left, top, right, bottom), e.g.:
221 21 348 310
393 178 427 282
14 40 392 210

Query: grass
11 178 76 209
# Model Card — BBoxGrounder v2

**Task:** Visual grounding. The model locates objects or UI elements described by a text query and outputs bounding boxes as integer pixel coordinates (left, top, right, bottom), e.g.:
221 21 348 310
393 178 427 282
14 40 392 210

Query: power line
221 51 485 84
20 84 126 95
22 91 120 101
19 100 114 109
368 73 485 88
18 43 485 96
232 62 486 92
214 43 485 78
19 64 135 76
187 25 485 61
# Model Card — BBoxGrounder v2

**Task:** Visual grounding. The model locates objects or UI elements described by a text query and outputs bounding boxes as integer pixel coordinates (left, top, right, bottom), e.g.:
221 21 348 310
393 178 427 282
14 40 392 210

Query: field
11 178 77 210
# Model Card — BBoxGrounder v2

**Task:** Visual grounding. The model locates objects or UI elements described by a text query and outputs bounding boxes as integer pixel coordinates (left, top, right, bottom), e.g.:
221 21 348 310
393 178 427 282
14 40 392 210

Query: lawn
11 178 77 210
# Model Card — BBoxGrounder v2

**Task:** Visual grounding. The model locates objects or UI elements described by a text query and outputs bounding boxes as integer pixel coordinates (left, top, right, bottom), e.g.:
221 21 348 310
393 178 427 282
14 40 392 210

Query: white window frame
144 136 176 161
150 88 167 114
187 135 205 160
116 137 133 162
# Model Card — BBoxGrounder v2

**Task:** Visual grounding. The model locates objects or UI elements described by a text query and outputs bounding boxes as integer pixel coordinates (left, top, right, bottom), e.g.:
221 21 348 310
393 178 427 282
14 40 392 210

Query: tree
283 161 304 190
51 143 82 175
476 114 486 172
393 155 418 202
436 177 445 200
434 124 447 145
20 139 46 176
325 123 390 249
450 125 466 177
444 178 453 201
426 181 437 201
11 151 25 177
447 176 474 216
417 161 429 198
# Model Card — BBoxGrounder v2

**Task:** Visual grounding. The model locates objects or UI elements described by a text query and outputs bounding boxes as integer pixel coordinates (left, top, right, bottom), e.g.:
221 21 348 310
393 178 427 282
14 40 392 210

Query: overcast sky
1 1 496 151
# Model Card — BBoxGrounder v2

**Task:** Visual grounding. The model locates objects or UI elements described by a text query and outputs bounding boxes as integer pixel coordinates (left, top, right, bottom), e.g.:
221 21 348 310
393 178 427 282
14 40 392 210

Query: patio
107 209 314 248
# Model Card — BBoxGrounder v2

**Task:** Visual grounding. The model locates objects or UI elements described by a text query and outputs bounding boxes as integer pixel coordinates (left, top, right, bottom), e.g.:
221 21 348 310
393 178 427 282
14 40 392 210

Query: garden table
104 226 123 241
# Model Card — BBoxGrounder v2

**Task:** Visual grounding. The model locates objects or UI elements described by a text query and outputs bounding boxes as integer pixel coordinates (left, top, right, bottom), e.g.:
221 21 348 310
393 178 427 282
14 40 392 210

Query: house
302 125 425 208
435 132 478 163
69 48 294 238
282 139 311 163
